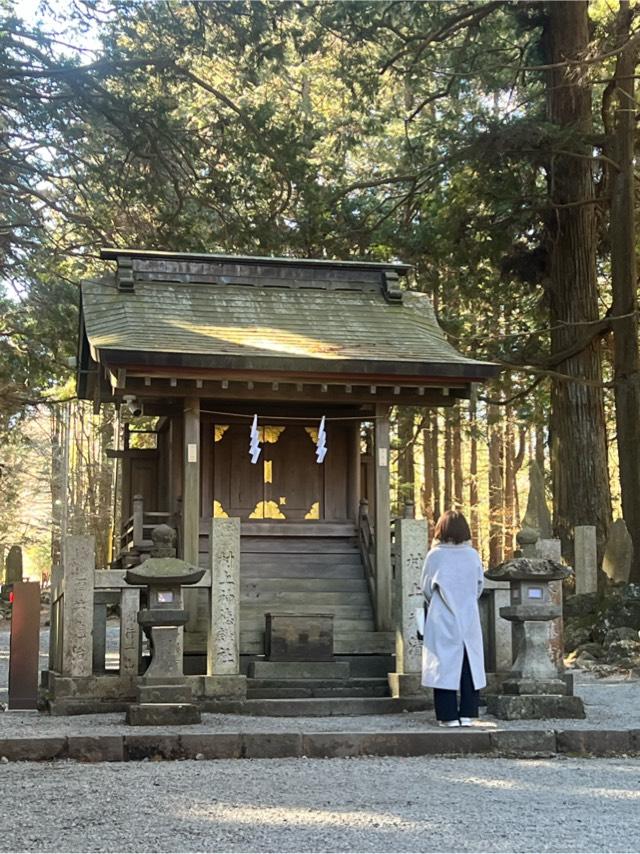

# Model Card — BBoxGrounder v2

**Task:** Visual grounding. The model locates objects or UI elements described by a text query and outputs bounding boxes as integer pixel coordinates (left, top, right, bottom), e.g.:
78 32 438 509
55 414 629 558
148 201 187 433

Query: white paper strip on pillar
316 415 327 463
249 414 261 464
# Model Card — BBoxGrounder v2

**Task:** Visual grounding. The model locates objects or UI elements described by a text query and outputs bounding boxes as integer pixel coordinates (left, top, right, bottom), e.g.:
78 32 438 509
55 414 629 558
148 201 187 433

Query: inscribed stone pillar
388 518 428 697
574 526 598 595
61 535 94 678
374 404 392 631
602 519 633 584
207 517 241 675
119 587 141 676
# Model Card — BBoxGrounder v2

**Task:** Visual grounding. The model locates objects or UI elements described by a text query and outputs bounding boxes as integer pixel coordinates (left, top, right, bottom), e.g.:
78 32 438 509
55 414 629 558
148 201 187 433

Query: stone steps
241 577 369 593
201 696 432 716
247 678 390 700
239 631 394 655
240 617 376 634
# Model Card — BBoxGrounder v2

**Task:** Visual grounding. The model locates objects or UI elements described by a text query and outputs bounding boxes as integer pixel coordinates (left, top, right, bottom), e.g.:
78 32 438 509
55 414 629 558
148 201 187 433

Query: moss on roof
82 277 493 376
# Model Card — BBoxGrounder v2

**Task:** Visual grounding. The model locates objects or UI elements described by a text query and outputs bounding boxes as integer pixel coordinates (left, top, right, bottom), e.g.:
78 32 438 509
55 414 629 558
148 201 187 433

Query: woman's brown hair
433 510 471 544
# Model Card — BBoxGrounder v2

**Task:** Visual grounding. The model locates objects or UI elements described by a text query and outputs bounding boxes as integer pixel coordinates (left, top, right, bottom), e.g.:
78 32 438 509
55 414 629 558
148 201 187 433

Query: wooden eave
100 246 412 274
95 347 499 381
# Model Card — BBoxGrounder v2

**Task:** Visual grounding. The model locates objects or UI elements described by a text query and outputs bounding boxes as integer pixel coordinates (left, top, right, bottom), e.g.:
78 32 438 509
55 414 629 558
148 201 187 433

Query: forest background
2 0 640 583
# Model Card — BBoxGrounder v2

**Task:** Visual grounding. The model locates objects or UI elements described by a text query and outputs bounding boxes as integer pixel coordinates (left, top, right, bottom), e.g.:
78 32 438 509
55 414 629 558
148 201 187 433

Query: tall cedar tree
606 1 640 583
544 1 612 558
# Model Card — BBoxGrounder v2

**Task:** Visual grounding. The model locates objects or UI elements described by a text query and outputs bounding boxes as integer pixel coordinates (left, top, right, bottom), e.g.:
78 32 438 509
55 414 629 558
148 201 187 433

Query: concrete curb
1 729 639 762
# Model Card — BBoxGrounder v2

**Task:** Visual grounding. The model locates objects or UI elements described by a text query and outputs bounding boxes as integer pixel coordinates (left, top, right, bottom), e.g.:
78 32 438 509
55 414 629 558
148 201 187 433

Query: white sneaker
459 717 474 727
438 720 461 728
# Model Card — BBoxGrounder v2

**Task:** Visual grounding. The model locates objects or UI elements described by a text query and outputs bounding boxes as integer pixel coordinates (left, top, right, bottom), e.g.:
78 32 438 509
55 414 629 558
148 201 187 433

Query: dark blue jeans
433 649 479 722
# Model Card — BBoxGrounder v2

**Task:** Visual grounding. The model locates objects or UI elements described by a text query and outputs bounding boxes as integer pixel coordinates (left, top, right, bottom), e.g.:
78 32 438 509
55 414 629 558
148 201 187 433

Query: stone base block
487 693 586 720
201 675 247 700
265 614 334 661
502 678 568 696
387 672 424 698
248 660 350 679
138 684 193 705
126 703 201 726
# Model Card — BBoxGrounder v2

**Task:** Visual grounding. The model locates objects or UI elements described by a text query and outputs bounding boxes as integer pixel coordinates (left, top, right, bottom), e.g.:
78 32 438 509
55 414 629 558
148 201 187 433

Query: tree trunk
444 408 453 512
488 404 504 567
396 407 415 513
607 1 640 583
431 410 441 522
452 403 463 510
49 405 64 567
544 1 612 559
469 394 480 551
421 419 435 538
504 411 515 558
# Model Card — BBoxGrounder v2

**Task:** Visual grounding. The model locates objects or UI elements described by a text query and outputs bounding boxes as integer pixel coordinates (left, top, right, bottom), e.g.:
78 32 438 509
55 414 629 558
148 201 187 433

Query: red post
8 581 41 710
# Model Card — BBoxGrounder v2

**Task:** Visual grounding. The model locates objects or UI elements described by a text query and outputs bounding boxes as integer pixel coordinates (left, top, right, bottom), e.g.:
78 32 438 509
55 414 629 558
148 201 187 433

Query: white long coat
421 542 486 691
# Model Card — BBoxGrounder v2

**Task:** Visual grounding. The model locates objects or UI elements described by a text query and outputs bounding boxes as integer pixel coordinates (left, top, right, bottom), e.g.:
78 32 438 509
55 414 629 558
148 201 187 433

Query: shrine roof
79 250 498 381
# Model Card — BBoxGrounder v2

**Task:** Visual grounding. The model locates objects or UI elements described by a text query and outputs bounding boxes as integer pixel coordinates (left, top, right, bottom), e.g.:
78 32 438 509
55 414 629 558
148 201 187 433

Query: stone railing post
388 517 428 697
205 517 246 700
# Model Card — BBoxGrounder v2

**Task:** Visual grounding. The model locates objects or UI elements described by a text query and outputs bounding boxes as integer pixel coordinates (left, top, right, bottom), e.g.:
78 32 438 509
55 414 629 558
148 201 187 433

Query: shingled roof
78 249 498 393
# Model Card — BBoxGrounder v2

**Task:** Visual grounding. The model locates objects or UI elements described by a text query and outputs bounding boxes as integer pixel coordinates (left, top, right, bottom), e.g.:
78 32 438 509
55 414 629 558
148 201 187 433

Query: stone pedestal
387 517 428 698
265 614 334 662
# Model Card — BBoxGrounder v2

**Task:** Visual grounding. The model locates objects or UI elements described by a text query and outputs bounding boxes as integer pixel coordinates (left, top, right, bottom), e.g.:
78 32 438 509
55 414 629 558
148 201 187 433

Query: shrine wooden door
210 422 348 521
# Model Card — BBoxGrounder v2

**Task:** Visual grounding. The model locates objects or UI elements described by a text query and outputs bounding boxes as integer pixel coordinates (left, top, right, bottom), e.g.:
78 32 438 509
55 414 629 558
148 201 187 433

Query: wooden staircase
237 521 392 656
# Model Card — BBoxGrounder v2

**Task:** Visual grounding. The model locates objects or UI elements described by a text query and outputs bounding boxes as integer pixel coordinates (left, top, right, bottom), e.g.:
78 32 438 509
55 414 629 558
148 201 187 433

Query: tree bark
444 408 453 512
488 404 504 567
431 410 441 522
504 411 516 558
544 1 612 559
421 419 435 538
607 1 640 583
452 403 463 510
396 407 415 514
469 394 480 551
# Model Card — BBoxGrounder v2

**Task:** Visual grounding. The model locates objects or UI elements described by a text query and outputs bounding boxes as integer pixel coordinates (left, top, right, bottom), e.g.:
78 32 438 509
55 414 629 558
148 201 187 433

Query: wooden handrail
357 498 376 604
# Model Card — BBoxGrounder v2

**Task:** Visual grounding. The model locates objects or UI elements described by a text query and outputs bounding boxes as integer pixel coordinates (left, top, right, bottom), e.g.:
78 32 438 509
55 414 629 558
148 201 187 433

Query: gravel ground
1 627 639 735
1 755 639 852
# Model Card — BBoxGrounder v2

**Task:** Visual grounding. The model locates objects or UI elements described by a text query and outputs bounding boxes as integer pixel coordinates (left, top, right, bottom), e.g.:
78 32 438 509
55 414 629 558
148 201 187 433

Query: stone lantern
124 524 204 725
485 550 585 719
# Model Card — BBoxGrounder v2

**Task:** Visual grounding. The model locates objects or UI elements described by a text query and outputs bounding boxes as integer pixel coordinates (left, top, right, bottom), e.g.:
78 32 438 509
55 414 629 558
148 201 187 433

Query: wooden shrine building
74 247 499 698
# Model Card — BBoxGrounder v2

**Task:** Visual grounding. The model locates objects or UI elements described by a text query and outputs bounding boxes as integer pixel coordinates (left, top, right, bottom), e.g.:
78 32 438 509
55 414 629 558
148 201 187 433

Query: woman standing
421 510 486 727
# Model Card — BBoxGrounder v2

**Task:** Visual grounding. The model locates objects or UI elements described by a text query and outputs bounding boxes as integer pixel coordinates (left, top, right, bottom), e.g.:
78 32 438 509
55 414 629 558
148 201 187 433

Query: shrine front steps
246 677 391 700
199 696 431 715
238 631 395 656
